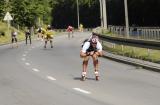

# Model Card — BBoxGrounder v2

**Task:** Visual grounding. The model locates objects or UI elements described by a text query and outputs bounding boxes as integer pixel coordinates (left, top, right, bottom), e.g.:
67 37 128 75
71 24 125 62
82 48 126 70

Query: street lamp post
102 0 107 29
99 0 107 29
76 0 80 29
99 0 103 28
124 0 129 38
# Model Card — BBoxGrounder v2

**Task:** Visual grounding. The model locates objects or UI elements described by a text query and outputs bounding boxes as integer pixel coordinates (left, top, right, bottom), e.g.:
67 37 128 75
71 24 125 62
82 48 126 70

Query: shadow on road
73 77 96 81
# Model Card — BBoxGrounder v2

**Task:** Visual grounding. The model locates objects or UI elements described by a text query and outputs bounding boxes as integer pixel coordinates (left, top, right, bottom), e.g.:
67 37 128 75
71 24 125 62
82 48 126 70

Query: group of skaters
11 24 77 48
11 28 32 48
11 25 54 48
11 24 103 81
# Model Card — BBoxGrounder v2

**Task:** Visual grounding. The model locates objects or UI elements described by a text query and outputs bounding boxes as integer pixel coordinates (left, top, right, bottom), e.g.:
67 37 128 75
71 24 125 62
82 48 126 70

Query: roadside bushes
0 31 5 37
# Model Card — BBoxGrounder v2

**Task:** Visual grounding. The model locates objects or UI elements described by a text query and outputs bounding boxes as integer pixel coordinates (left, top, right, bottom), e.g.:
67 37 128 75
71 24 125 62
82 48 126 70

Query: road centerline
32 68 40 72
47 76 56 81
73 88 91 94
25 62 30 66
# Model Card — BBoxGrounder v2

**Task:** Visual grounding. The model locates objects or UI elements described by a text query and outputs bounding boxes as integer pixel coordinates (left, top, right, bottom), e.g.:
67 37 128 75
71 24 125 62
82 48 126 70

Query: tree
0 0 7 20
8 0 52 28
51 0 100 28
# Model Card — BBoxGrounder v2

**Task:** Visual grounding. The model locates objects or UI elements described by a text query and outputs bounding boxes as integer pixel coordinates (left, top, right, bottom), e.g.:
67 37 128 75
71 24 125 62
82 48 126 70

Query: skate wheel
95 76 99 81
81 75 86 81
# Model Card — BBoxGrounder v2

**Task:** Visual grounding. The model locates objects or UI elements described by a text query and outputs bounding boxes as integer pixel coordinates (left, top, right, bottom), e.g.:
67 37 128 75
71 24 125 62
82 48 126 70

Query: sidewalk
103 51 160 72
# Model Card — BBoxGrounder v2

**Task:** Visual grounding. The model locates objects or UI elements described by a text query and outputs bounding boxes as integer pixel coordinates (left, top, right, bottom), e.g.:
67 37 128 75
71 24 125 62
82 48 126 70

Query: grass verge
102 41 160 64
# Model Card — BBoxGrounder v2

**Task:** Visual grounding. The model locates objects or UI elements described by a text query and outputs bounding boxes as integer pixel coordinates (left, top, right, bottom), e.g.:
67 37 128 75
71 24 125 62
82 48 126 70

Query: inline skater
67 25 74 39
11 29 18 48
37 27 42 40
25 28 32 45
80 33 103 81
79 24 83 32
44 25 54 48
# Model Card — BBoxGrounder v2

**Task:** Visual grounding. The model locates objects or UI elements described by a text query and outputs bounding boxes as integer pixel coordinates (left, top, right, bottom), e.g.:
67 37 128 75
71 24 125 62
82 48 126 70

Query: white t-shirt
81 41 102 53
12 32 17 37
13 32 17 36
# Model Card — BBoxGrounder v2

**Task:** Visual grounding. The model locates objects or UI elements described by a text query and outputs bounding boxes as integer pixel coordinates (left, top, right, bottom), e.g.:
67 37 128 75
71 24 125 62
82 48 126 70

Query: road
0 32 160 105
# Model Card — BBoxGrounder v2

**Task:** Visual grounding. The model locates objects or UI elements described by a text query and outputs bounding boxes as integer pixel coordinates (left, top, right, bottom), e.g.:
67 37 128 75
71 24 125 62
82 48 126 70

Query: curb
103 51 160 72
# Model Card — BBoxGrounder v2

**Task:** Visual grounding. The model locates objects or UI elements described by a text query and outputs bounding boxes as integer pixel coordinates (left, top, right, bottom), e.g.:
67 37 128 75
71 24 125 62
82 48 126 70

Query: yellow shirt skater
44 25 54 48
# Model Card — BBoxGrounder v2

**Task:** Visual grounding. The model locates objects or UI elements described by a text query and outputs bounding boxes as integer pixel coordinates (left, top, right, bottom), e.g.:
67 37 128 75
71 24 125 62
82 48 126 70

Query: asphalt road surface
0 32 160 105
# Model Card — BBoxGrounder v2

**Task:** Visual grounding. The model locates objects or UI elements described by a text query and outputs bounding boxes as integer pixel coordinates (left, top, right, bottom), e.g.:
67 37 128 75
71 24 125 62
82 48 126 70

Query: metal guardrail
103 51 160 72
93 28 160 71
95 33 160 50
108 26 160 40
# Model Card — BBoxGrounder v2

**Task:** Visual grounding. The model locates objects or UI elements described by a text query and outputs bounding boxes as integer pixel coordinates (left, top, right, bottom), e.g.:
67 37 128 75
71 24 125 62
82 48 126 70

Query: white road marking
23 54 26 57
24 51 28 54
25 62 30 66
32 68 39 72
21 58 26 61
73 88 91 94
47 76 56 81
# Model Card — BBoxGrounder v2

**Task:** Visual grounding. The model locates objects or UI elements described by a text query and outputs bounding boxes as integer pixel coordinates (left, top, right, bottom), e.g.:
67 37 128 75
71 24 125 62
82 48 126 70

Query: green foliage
0 21 25 44
0 0 101 28
0 0 6 20
107 0 160 26
103 43 160 63
0 0 53 28
51 0 100 28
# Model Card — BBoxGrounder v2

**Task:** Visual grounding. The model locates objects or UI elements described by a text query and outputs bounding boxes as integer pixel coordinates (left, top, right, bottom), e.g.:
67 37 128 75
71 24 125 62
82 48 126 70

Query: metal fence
108 25 160 40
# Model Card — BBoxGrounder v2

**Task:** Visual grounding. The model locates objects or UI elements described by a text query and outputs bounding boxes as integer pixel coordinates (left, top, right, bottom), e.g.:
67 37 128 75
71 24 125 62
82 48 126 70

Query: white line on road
47 76 56 81
21 58 26 61
73 88 91 94
25 62 30 66
32 68 40 72
24 51 28 54
23 54 26 57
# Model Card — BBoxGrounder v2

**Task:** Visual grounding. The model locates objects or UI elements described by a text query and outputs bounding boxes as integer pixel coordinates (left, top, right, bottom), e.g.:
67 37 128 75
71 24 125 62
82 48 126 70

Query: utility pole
102 0 107 29
99 0 103 28
124 0 129 38
76 0 80 29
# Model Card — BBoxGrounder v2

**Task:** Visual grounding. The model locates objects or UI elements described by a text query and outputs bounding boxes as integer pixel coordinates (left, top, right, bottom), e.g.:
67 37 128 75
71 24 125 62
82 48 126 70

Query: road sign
3 12 13 21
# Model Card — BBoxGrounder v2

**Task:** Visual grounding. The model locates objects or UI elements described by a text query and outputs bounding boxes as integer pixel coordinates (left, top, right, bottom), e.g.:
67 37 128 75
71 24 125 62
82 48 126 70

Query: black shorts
45 35 53 40
12 36 17 43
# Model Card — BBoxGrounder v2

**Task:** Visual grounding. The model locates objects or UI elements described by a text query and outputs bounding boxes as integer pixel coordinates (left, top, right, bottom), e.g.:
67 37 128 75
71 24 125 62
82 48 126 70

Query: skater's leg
92 54 99 80
82 56 89 80
50 39 53 48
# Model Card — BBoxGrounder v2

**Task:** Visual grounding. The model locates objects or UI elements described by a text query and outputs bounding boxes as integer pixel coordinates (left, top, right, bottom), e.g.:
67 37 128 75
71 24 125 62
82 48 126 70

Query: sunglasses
91 43 97 45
